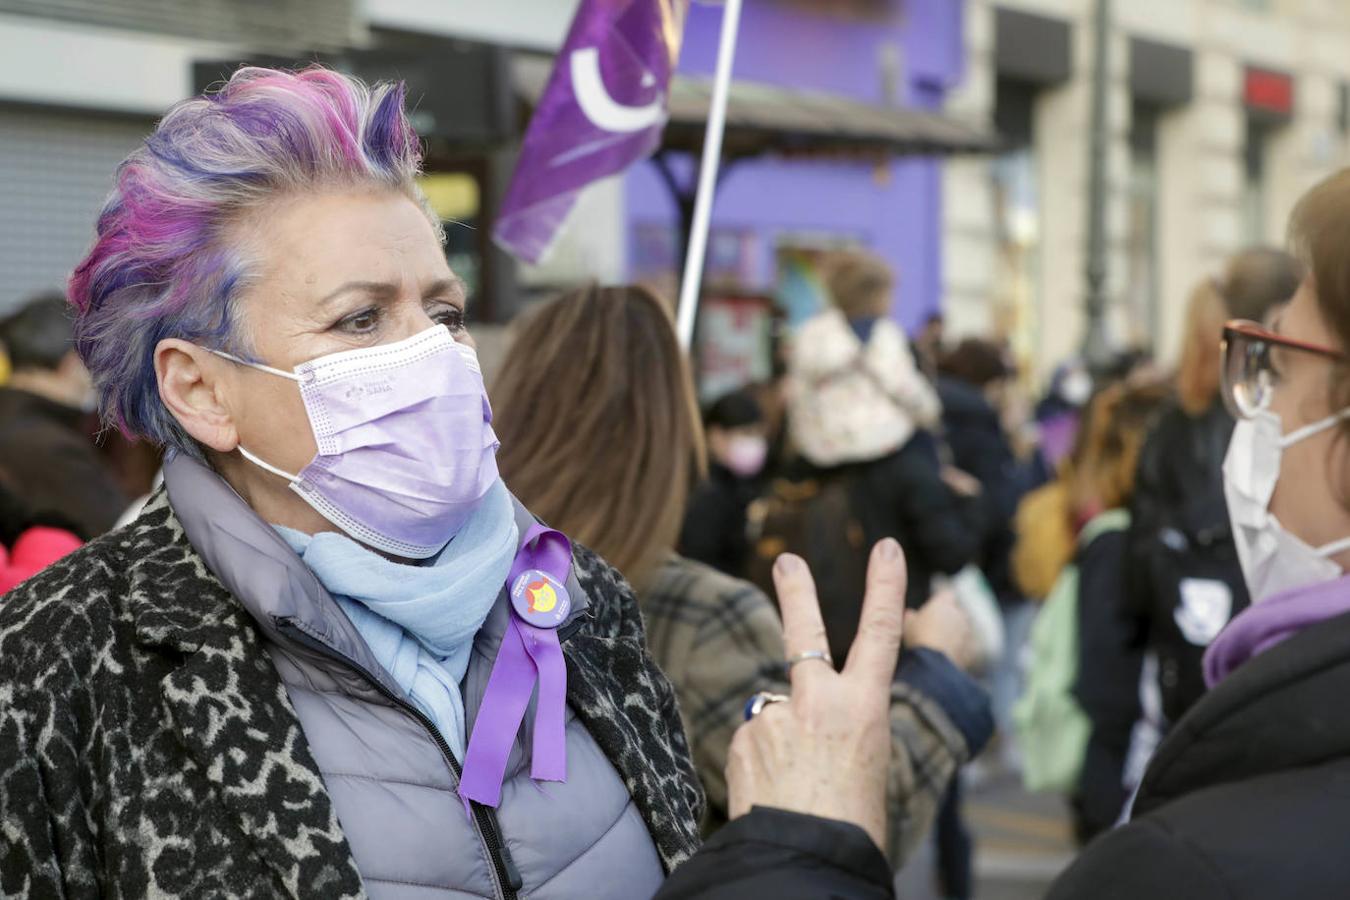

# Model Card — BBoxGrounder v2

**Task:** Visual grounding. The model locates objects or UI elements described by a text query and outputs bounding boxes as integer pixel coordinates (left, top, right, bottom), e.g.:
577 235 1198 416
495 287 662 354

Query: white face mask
1223 408 1350 603
1060 369 1093 407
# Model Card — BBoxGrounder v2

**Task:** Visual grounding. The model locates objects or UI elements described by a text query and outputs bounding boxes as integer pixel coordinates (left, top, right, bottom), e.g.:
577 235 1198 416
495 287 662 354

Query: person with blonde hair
492 284 992 868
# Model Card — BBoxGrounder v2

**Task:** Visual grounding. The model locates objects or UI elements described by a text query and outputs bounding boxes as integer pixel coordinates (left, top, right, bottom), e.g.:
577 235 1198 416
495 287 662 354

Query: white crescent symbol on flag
570 47 665 133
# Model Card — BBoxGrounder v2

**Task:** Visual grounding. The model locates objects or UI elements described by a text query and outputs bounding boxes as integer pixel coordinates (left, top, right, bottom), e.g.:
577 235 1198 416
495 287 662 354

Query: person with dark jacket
1126 248 1303 729
784 251 980 620
937 339 1035 605
679 389 768 576
1047 169 1350 898
1066 382 1170 842
847 438 985 614
0 293 128 538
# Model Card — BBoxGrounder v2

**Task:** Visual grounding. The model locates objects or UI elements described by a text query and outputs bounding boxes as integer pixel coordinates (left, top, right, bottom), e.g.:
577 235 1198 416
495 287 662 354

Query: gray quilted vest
164 455 664 900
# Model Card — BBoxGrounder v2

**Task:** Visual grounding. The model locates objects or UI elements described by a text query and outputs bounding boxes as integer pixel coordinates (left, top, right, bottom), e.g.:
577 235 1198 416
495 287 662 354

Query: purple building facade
623 0 967 333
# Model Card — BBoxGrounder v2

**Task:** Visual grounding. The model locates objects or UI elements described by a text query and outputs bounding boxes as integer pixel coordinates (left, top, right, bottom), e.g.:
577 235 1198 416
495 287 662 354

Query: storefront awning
512 54 1000 160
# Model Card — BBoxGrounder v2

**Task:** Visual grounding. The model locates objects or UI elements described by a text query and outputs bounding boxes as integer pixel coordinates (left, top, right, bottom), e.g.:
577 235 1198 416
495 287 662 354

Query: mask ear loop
1315 534 1350 560
237 445 301 483
208 348 303 382
207 348 305 481
1279 408 1350 449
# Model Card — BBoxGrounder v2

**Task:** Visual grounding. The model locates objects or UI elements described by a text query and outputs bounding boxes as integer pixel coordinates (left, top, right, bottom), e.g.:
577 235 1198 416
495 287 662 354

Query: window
1242 116 1273 245
1125 101 1161 347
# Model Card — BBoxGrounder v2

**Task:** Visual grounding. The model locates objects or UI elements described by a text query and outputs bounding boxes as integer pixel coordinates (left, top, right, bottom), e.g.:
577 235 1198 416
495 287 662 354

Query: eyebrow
317 280 400 307
425 277 468 306
317 276 467 307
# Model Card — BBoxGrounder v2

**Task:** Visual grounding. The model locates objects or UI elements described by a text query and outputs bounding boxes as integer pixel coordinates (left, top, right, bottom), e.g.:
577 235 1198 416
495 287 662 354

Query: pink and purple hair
68 66 433 455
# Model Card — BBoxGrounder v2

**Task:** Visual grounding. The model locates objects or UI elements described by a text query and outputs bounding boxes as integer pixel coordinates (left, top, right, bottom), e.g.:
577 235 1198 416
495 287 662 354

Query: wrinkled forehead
229 188 450 315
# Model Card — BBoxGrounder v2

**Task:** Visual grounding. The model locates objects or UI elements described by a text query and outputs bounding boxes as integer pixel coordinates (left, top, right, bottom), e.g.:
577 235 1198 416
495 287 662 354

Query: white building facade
943 0 1350 378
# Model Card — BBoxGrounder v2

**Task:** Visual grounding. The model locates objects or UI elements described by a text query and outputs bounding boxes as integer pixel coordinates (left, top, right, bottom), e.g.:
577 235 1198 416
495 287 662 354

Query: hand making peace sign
726 537 908 853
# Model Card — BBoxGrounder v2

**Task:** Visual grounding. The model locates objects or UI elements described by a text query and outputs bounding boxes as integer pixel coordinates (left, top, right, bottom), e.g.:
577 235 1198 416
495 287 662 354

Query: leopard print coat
0 492 703 898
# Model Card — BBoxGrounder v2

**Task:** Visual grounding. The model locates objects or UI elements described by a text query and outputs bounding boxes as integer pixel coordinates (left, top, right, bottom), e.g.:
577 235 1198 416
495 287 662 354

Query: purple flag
494 0 689 263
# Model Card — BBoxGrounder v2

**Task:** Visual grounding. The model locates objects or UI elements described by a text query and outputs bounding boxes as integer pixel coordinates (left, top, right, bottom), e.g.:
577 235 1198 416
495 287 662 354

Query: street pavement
896 769 1076 900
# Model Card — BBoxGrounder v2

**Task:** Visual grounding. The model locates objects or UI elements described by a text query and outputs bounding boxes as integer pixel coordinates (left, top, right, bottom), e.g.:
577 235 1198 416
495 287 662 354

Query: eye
336 307 382 335
431 305 466 333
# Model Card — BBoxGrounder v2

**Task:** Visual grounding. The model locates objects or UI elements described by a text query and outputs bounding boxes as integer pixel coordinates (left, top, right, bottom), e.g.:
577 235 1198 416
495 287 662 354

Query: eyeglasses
1220 319 1344 419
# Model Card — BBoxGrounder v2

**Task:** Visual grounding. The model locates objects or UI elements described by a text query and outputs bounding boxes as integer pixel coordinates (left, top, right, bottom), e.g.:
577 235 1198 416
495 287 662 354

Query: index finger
843 538 908 689
771 553 833 690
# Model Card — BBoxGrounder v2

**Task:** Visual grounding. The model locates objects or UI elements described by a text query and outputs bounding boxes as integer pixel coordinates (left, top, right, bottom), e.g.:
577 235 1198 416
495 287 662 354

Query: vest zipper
274 617 523 900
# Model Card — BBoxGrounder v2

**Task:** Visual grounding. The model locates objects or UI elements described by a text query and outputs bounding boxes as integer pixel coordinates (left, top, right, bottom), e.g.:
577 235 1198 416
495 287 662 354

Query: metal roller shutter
0 106 152 315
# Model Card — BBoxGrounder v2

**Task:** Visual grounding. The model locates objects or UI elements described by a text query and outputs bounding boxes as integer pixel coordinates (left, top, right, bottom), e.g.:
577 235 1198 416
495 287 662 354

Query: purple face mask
213 325 500 558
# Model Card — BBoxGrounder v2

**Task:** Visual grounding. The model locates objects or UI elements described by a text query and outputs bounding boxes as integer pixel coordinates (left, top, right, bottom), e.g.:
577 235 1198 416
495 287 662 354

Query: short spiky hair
68 66 434 455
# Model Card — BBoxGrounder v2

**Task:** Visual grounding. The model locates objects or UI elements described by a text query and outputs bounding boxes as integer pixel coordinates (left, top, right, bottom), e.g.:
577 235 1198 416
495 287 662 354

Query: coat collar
1135 605 1350 818
122 489 366 899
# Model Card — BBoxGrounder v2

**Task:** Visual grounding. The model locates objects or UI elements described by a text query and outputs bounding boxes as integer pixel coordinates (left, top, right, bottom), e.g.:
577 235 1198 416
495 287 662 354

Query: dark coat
842 436 985 611
1047 607 1350 899
1071 525 1144 842
655 807 894 900
0 387 128 539
1126 399 1249 724
937 377 1033 605
0 490 703 897
678 462 760 577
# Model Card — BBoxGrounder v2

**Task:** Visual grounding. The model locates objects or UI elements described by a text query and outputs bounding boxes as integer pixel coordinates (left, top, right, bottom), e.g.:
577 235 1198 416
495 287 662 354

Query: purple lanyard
459 523 572 809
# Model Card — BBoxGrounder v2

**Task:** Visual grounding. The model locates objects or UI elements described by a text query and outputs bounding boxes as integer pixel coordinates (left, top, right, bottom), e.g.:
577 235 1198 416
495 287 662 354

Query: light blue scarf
276 479 519 760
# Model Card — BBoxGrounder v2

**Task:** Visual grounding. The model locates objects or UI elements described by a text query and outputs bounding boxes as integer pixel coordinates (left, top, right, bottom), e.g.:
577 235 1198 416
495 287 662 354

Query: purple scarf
1204 572 1350 687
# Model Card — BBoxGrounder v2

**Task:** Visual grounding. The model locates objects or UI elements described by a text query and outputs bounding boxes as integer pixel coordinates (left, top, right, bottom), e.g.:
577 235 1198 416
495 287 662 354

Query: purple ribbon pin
459 523 572 809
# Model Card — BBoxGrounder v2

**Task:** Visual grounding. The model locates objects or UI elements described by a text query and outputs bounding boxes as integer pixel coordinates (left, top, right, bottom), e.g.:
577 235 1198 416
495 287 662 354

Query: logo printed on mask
342 378 394 401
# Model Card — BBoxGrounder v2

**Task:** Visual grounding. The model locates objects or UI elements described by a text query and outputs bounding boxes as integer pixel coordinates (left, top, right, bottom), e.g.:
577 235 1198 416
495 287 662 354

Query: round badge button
510 569 571 629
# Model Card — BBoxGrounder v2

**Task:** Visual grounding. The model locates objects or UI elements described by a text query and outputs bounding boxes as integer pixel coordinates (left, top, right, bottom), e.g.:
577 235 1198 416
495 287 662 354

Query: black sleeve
655 807 895 900
889 450 985 578
1045 818 1228 900
1123 419 1173 620
1073 531 1145 725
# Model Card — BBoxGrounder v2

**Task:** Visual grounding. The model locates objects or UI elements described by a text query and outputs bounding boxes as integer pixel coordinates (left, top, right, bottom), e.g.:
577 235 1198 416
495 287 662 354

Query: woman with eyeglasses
1118 250 1301 782
1047 171 1350 898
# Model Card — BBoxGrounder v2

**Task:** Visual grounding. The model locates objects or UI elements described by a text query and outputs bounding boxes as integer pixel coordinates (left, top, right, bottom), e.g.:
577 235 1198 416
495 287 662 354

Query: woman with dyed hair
0 67 704 898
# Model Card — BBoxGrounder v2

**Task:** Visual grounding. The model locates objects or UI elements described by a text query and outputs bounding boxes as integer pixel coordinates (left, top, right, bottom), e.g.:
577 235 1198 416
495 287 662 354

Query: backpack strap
1078 508 1131 548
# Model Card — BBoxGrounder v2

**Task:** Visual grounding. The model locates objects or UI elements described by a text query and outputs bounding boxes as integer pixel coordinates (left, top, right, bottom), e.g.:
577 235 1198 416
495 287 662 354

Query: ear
155 338 238 453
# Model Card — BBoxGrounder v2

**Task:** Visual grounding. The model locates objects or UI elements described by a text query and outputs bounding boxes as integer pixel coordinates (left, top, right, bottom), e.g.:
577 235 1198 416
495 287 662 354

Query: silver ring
744 691 790 721
786 649 834 670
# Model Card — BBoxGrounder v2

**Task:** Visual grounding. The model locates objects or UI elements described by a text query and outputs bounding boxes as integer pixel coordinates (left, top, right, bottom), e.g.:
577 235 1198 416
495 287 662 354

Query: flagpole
675 0 743 350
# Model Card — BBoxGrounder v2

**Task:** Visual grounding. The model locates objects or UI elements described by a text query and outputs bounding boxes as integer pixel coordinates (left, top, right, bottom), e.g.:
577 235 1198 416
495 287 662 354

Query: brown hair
1175 279 1229 415
491 284 706 588
1067 379 1171 518
1176 248 1302 415
1290 170 1350 439
939 338 1011 388
826 250 893 320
